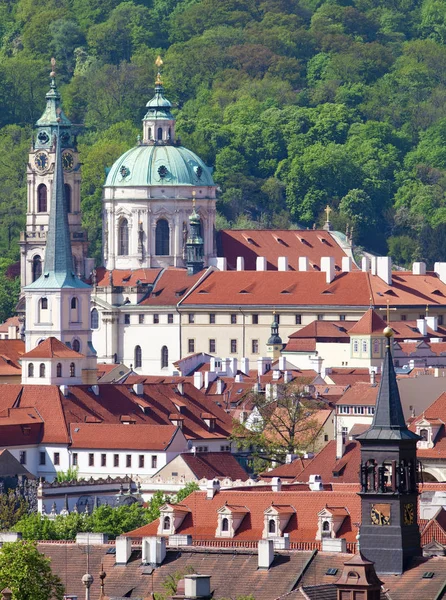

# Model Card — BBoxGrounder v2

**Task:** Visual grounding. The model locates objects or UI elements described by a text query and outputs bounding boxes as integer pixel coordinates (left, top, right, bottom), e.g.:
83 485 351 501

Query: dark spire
186 194 204 275
35 58 71 149
267 313 282 345
356 328 419 441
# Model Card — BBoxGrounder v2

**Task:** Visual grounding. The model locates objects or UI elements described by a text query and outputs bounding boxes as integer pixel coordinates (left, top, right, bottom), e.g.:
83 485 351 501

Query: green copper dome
105 144 215 187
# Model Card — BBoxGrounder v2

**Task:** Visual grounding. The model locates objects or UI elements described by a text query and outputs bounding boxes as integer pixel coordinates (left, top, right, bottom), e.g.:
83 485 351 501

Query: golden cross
325 205 332 222
155 55 163 68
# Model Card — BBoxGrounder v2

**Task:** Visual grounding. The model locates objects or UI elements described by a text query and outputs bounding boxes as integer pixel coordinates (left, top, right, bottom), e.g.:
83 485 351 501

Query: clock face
62 152 74 171
403 503 415 526
34 152 48 172
371 503 391 526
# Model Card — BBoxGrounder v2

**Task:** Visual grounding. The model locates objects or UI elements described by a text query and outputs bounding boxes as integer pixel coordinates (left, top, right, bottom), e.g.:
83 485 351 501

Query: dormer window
163 516 171 531
157 503 190 536
222 518 229 532
269 520 276 534
416 418 443 449
316 507 348 540
262 505 295 539
201 413 216 431
216 505 249 538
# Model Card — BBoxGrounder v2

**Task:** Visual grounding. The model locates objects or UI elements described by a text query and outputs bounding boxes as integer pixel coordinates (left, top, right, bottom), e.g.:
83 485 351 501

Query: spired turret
186 196 204 275
266 314 283 360
355 327 421 574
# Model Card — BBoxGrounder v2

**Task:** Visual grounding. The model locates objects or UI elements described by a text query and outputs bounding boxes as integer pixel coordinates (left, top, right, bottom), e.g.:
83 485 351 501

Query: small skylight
422 572 434 579
326 568 338 576
106 547 116 555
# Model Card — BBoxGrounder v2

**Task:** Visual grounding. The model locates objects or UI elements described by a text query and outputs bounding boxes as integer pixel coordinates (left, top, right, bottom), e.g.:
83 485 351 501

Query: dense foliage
2 0 446 309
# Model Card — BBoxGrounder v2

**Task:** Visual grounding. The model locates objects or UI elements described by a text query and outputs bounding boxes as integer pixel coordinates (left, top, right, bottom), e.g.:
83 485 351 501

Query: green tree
0 491 29 532
0 541 64 600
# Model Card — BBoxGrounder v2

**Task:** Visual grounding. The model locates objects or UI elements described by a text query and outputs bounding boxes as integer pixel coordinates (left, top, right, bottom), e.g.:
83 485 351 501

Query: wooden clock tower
355 327 421 575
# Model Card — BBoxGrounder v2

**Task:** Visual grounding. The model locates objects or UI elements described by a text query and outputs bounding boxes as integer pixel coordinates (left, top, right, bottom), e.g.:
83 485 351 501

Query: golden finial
155 55 163 85
324 205 332 222
50 57 56 79
192 189 196 209
383 326 393 339
155 55 163 68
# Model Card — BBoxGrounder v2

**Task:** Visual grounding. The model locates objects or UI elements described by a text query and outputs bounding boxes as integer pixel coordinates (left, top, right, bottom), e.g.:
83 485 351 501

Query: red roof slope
22 337 84 359
94 267 161 287
295 440 361 484
139 268 205 306
70 423 178 450
180 452 250 481
348 308 388 336
337 382 379 406
218 229 353 272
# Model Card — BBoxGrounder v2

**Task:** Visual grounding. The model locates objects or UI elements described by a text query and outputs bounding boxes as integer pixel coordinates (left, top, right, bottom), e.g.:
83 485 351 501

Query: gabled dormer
157 503 190 536
216 504 249 538
316 506 348 540
262 504 295 538
416 416 443 449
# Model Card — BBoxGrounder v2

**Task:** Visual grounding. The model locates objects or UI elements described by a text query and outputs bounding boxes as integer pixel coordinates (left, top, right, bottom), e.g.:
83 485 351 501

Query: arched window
71 297 77 309
70 363 75 377
91 308 99 329
161 346 168 369
32 255 42 282
37 184 47 212
72 339 80 353
420 428 428 441
39 363 46 378
163 516 170 530
119 219 129 255
373 339 380 354
155 219 169 256
135 345 142 368
56 363 62 377
64 184 72 213
157 127 163 141
40 298 48 310
168 127 171 140
353 339 359 353
322 521 330 532
268 519 276 534
28 363 34 378
222 518 229 532
362 340 368 353
148 127 152 140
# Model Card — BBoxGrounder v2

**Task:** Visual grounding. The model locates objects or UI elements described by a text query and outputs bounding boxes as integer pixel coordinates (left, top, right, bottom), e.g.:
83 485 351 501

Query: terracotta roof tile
22 337 84 359
337 382 379 406
139 268 205 306
348 309 388 336
69 423 178 450
295 440 361 485
93 267 161 287
180 452 250 481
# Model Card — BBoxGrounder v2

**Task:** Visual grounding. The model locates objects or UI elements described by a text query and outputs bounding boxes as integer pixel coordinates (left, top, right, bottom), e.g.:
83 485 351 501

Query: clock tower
20 59 88 288
356 327 421 574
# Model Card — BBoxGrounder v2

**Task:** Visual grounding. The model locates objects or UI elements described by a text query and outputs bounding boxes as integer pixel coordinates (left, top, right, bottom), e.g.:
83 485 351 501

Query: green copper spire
26 130 89 290
35 59 72 150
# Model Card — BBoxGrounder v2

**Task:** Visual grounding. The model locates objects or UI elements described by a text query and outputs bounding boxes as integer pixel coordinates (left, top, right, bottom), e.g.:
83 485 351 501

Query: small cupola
142 56 176 145
267 313 283 360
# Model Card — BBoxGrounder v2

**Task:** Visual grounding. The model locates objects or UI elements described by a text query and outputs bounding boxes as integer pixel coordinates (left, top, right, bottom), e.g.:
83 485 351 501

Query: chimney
91 385 99 396
133 383 143 396
370 256 377 275
426 316 438 332
221 358 230 373
235 373 243 383
341 257 352 272
183 574 212 599
142 536 166 566
283 371 292 383
257 357 272 376
115 536 132 564
193 372 203 390
417 318 427 336
256 257 267 271
177 382 184 395
278 256 288 271
240 357 249 375
370 369 376 385
321 256 335 283
271 477 282 492
361 256 370 272
336 429 346 459
258 539 274 570
298 257 309 271
215 257 227 271
60 385 70 397
216 379 223 395
413 262 426 275
434 262 446 284
7 325 17 339
377 256 392 285
229 357 237 377
206 479 220 499
322 538 347 553
236 256 244 271
278 356 286 371
308 474 323 491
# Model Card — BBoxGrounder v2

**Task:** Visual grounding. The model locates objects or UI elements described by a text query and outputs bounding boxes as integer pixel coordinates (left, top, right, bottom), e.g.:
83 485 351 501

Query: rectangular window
324 434 329 442
114 454 119 467
139 314 144 324
209 313 216 324
124 314 130 325
295 314 302 325
101 453 106 467
152 455 157 469
39 451 46 466
339 406 350 414
252 314 259 325
126 454 131 468
362 340 368 352
19 451 26 465
220 445 231 452
230 339 237 354
252 339 259 354
188 339 195 353
168 313 174 324
139 455 144 468
72 453 78 466
188 314 195 324
317 314 323 321
88 453 94 467
401 314 407 321
354 406 364 415
54 452 60 466
339 315 346 321
153 314 159 324
209 339 216 353
231 314 237 324
367 407 375 415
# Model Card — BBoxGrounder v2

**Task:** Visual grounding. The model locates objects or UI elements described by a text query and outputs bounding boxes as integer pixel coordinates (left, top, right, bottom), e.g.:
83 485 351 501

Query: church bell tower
356 327 421 574
19 59 88 288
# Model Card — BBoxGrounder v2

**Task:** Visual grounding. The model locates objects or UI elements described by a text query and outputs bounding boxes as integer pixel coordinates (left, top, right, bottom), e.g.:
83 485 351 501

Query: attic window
432 289 444 296
198 289 209 294
275 237 288 247
175 288 187 297
152 289 163 297
318 237 330 245
296 236 310 246
326 568 338 576
383 289 397 296
423 572 434 579
122 275 131 282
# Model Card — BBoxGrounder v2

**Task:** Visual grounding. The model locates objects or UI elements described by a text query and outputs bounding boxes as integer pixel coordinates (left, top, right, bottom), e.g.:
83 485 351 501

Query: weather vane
155 55 163 85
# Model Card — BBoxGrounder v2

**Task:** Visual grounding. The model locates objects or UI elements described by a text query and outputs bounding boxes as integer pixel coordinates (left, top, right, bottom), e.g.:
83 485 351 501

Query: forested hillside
1 0 446 319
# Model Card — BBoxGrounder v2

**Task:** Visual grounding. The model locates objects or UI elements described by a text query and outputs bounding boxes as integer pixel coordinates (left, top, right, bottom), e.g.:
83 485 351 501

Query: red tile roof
325 368 381 386
127 488 361 543
180 452 250 481
295 440 361 485
260 457 313 481
410 392 446 458
337 382 379 406
348 309 388 336
0 316 19 333
70 423 178 450
217 229 353 272
22 337 84 359
139 268 205 306
93 267 161 287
